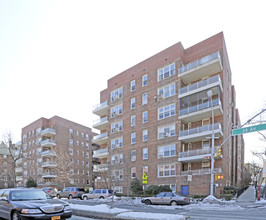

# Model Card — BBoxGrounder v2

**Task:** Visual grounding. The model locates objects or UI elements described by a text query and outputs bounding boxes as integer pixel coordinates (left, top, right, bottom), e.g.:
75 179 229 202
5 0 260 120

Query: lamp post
207 90 215 196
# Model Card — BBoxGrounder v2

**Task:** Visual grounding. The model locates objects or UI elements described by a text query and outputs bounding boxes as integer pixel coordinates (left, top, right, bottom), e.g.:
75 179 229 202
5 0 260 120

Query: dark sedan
0 188 72 220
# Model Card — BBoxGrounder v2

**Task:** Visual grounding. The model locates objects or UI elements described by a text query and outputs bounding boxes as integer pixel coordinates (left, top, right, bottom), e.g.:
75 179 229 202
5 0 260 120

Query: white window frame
158 124 176 139
111 104 123 117
111 121 123 133
131 150 136 161
111 87 123 102
158 164 176 177
111 137 123 149
158 144 176 158
143 129 148 142
158 103 176 120
157 83 175 99
131 97 136 109
131 132 136 144
131 115 136 127
142 111 148 123
142 74 148 87
157 63 175 81
142 93 148 105
130 80 136 92
131 167 136 178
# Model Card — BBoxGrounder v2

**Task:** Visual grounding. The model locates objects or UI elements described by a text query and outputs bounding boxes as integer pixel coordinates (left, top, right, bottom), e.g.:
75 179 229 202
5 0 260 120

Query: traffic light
215 174 224 180
215 146 222 158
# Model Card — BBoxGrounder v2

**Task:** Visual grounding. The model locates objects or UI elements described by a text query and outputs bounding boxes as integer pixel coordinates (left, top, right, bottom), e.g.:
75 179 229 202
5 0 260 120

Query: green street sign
232 124 266 136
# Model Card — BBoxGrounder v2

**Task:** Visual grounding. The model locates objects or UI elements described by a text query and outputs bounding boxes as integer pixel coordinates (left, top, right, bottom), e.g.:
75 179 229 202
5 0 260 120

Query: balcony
15 167 23 173
41 139 56 147
41 128 56 137
93 147 109 159
16 176 23 181
179 99 223 123
93 116 109 130
16 158 23 165
178 148 211 162
41 150 57 157
93 163 109 172
179 75 223 98
179 123 223 143
181 168 222 176
42 172 57 178
42 161 56 168
178 51 223 84
93 132 109 145
93 100 109 116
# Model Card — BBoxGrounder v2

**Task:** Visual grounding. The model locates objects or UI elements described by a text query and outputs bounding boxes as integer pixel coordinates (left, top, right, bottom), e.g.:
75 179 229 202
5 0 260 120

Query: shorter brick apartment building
16 116 96 189
92 32 245 196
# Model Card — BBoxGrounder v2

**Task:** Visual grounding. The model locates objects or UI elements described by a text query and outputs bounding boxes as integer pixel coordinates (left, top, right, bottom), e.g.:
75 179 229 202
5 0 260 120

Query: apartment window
142 93 148 105
143 148 148 160
111 104 123 117
81 142 84 147
131 132 136 144
158 63 175 81
76 150 79 155
142 111 148 123
202 140 210 149
70 169 74 175
158 144 176 158
131 150 136 161
69 148 73 155
112 170 123 181
111 137 123 149
85 134 89 140
143 166 148 175
157 83 175 99
131 97 136 109
131 167 136 178
36 127 41 134
86 152 89 158
111 121 123 133
130 80 136 92
82 160 84 165
70 159 73 164
111 87 123 101
76 131 79 136
76 160 79 165
111 154 123 165
158 103 176 120
82 151 84 156
142 74 148 87
158 124 175 139
76 140 79 146
158 164 176 177
113 186 123 193
143 129 148 142
86 143 89 149
131 115 136 127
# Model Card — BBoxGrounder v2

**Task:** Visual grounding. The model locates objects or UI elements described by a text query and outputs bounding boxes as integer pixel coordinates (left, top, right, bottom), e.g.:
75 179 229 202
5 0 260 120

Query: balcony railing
179 148 211 158
178 51 221 74
181 167 222 175
93 163 108 172
41 150 56 157
180 99 221 116
93 147 109 158
179 75 222 95
93 116 109 130
42 161 56 167
42 172 57 178
179 123 221 137
40 139 56 147
93 132 109 145
15 167 23 173
92 100 109 116
41 128 56 136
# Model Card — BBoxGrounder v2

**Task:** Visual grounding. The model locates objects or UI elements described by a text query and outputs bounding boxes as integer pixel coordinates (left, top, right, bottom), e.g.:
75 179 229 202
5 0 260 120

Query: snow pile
117 212 187 220
202 195 227 205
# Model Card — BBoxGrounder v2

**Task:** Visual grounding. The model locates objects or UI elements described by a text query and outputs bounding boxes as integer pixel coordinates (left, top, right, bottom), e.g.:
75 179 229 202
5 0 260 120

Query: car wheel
83 196 88 200
12 211 21 220
57 194 61 199
170 201 178 206
68 194 73 199
145 200 151 205
99 196 104 199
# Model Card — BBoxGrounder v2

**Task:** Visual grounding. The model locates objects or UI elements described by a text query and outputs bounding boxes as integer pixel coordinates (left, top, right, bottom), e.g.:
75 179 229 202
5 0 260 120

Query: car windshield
10 190 47 201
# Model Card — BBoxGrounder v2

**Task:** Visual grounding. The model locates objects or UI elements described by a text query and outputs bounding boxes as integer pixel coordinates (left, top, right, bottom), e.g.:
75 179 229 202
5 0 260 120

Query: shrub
26 177 37 188
130 178 143 195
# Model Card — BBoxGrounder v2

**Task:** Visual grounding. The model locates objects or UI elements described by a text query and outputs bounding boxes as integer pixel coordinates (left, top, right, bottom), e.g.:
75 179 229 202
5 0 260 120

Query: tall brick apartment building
17 116 96 189
92 32 244 196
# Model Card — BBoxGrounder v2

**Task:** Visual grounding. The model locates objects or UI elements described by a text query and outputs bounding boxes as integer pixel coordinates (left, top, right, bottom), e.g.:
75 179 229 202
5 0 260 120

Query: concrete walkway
236 186 256 203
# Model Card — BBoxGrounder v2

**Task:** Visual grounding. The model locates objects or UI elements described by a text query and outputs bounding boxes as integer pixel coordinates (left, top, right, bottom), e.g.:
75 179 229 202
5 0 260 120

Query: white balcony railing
41 128 56 136
179 148 212 158
181 168 222 176
40 139 56 147
179 123 221 137
41 150 56 157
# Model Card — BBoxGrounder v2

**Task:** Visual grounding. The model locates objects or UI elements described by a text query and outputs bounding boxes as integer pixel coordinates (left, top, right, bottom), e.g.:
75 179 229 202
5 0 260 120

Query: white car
82 189 113 200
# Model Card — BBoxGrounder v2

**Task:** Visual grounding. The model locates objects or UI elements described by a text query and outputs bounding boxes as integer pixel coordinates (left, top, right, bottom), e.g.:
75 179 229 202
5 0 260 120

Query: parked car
141 192 190 205
57 187 85 199
42 187 58 198
82 189 113 200
0 188 72 220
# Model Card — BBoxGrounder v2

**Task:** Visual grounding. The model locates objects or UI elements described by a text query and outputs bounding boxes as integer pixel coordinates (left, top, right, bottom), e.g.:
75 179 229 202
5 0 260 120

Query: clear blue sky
1 0 266 163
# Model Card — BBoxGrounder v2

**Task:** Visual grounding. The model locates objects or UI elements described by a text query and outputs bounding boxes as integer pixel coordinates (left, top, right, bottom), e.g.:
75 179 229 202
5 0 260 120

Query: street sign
232 123 266 136
142 173 147 184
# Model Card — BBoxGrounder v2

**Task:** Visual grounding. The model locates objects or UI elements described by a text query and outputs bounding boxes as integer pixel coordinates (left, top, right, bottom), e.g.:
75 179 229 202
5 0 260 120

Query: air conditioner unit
112 112 117 117
113 127 118 132
157 94 164 100
163 132 170 137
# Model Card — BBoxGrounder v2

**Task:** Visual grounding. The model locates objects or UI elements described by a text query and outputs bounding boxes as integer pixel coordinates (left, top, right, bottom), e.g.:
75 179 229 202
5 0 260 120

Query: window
157 83 175 99
76 160 79 165
158 103 175 120
69 139 73 146
76 140 79 146
142 74 148 87
130 80 136 92
158 124 176 139
86 152 89 158
85 134 89 140
143 166 148 175
202 140 210 149
131 115 136 127
113 186 123 193
112 170 123 181
131 132 136 144
131 97 136 109
158 63 175 81
111 154 123 165
86 143 89 149
111 104 123 117
111 137 123 149
142 111 148 123
158 144 176 158
111 121 123 133
142 93 148 105
131 150 136 161
111 87 123 101
158 164 176 177
131 167 136 178
76 150 79 155
143 129 148 142
76 131 79 136
143 148 148 160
